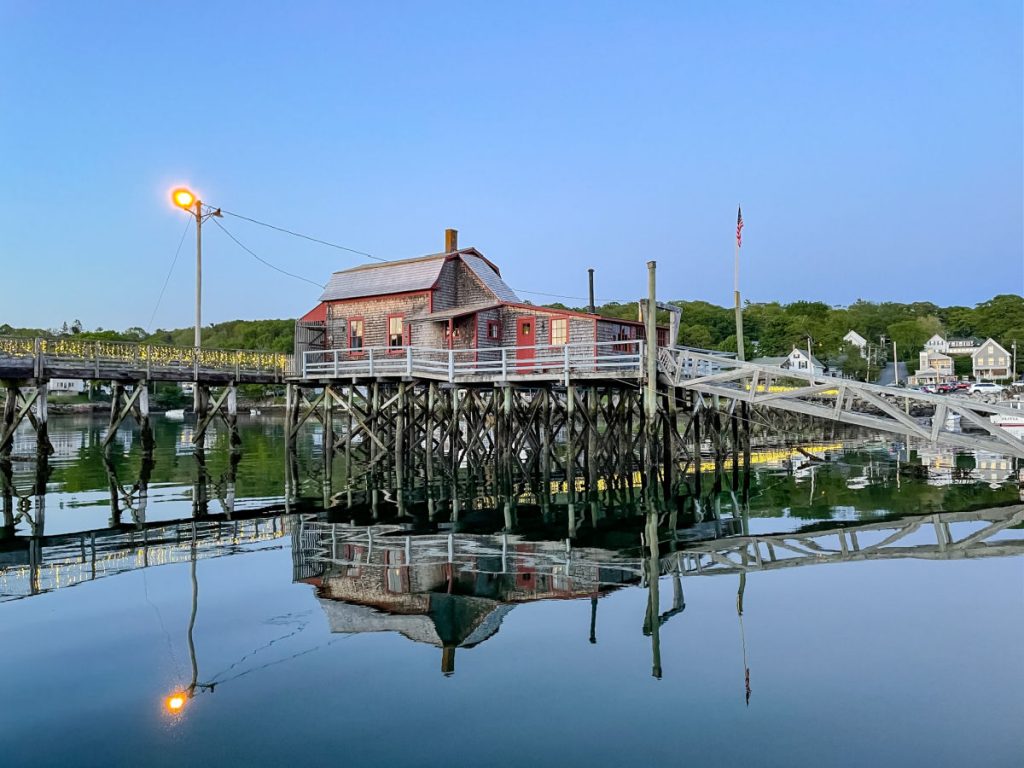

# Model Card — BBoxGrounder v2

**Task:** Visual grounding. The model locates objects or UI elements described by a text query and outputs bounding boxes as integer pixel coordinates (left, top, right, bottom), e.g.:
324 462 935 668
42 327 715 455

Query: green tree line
3 294 1021 368
0 319 295 353
551 293 1023 369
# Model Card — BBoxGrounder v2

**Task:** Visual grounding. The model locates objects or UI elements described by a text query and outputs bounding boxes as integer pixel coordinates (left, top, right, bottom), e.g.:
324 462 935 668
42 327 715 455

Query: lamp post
171 188 222 350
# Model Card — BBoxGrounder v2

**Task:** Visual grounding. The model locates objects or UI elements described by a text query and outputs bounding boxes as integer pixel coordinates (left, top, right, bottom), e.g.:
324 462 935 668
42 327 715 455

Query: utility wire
147 216 192 332
218 208 636 304
219 209 387 262
515 288 636 304
211 218 326 289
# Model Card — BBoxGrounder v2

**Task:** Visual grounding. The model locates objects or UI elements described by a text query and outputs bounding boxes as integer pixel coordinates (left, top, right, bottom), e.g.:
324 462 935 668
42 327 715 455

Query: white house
843 330 868 357
752 347 827 377
972 338 1011 381
908 351 955 386
49 378 86 395
924 334 948 354
947 336 982 356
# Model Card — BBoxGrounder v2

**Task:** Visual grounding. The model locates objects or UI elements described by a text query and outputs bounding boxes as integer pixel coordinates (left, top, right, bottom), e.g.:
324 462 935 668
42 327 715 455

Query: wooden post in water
645 505 662 679
644 260 659 498
566 383 577 537
395 382 406 516
541 387 553 520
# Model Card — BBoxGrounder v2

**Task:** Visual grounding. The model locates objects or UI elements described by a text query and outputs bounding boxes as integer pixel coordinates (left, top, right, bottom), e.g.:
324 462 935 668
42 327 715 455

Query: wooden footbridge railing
0 336 289 384
660 347 1024 460
300 340 645 384
297 339 1024 458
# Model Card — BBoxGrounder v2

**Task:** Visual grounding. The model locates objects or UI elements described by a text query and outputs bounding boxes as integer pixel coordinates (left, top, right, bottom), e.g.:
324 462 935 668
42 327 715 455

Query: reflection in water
287 504 1024 681
0 415 1021 766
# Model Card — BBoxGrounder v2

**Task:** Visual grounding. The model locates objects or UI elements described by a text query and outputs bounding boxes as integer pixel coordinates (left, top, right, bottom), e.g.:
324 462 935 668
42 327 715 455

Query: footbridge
0 336 289 458
294 340 1024 461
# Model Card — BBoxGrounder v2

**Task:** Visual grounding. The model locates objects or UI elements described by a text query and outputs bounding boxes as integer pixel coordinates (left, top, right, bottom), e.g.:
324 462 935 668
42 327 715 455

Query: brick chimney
445 228 458 252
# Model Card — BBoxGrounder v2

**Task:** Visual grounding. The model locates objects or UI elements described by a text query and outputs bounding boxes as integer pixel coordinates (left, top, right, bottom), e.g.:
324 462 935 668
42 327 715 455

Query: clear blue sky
1 1 1021 331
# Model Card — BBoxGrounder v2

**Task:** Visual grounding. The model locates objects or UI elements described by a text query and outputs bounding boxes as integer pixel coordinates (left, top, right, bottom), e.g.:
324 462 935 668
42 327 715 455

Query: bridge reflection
290 503 1024 676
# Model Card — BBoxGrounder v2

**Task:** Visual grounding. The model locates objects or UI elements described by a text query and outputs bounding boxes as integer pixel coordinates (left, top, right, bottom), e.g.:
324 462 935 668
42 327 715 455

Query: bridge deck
0 336 289 385
295 341 1024 459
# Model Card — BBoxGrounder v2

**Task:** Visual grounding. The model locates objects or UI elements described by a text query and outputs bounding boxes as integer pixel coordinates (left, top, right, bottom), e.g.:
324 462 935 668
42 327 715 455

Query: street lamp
171 187 221 350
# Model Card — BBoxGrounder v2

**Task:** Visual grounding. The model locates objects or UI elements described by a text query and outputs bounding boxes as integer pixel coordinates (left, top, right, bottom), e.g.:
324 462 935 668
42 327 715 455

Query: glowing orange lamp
172 187 196 209
165 692 187 714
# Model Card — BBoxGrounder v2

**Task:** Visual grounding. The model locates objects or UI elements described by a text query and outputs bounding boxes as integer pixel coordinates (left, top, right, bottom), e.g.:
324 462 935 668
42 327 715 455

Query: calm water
1 414 1022 767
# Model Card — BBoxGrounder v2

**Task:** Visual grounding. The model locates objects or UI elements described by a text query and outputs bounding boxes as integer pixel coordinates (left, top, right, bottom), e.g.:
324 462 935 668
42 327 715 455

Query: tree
887 317 943 359
678 323 712 349
836 341 868 380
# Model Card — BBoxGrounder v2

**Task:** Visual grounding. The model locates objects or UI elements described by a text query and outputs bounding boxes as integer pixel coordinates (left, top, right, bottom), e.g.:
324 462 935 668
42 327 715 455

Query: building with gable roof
972 338 1012 381
295 229 660 365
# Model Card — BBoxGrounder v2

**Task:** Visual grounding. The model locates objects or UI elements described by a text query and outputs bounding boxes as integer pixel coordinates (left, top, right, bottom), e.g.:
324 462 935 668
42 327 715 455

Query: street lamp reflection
165 692 187 714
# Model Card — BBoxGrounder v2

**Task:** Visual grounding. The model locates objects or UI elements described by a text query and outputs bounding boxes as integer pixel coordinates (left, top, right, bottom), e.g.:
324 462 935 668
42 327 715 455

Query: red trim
474 313 479 363
387 313 405 353
592 317 598 360
500 300 663 330
300 302 327 322
326 290 431 306
348 316 365 356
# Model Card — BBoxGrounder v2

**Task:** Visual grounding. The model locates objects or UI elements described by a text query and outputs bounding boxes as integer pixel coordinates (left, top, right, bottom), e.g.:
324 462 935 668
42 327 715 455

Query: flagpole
734 206 745 361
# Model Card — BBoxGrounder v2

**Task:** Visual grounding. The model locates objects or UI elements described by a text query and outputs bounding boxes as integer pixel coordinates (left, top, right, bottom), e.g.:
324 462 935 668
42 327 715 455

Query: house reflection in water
294 523 639 675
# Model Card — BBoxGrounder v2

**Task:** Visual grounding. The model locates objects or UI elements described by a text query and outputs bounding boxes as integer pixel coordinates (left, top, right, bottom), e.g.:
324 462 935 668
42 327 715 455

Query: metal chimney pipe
587 268 595 313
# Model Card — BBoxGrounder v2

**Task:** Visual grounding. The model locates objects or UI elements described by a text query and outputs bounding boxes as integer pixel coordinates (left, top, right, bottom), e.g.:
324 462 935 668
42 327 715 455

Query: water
1 414 1022 767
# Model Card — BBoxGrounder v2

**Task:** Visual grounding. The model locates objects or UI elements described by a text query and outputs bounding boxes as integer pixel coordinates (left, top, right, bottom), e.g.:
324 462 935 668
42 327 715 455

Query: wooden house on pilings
286 230 751 527
294 228 662 367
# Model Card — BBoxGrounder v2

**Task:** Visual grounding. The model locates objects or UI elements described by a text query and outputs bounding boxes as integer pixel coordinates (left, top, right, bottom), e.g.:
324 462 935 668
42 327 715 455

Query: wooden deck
296 340 647 385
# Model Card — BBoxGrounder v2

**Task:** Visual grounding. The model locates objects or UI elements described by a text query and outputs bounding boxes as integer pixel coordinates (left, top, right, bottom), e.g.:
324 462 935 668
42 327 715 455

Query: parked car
954 381 971 391
969 382 1005 395
935 383 956 394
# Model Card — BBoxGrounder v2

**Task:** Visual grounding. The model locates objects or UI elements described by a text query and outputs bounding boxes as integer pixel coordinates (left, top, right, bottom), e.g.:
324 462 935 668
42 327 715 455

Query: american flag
736 206 744 248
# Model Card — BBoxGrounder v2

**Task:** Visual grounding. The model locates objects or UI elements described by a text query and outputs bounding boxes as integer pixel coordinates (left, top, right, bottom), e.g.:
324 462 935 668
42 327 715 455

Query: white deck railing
302 340 644 383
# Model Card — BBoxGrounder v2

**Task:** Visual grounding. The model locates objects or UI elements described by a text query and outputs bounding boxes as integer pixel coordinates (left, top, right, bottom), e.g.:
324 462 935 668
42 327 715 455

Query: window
487 320 501 341
614 325 634 352
550 318 568 346
388 314 404 348
349 318 364 350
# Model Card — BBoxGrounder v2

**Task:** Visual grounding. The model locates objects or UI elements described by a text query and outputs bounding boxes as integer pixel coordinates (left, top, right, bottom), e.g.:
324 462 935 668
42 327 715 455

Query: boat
989 398 1024 439
249 408 261 417
164 409 186 420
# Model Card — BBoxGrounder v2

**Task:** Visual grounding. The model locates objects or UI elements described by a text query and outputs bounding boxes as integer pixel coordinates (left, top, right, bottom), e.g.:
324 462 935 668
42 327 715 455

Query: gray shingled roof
319 254 447 302
408 301 503 323
461 253 520 302
319 249 521 304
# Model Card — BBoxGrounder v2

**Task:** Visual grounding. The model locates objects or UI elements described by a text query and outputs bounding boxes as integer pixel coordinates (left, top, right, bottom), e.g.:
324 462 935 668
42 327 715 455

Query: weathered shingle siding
327 294 430 349
454 260 495 306
596 320 640 344
432 259 459 312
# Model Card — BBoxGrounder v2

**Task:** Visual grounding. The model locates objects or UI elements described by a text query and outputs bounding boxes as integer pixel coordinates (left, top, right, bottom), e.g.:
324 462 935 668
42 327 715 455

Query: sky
1 1 1022 332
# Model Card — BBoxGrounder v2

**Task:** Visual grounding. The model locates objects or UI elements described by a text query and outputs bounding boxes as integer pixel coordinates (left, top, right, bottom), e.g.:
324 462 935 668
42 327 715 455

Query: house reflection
296 526 638 675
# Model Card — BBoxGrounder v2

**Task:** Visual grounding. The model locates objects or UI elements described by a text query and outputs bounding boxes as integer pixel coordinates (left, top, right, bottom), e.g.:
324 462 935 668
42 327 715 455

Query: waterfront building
294 229 657 363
